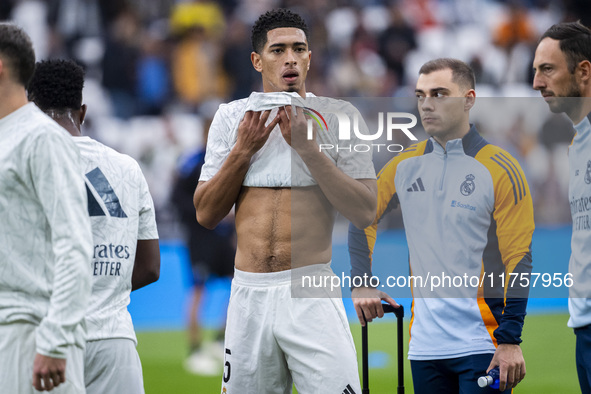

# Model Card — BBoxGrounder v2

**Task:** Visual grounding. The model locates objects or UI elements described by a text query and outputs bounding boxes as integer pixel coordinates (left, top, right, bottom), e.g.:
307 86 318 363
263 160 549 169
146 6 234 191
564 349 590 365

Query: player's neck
41 107 83 137
569 97 591 125
295 88 306 98
433 122 471 150
0 84 28 120
54 117 81 137
60 123 81 137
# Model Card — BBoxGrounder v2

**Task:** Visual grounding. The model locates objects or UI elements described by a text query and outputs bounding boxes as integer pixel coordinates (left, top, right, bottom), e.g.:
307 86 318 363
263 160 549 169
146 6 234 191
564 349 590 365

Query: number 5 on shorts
223 348 231 383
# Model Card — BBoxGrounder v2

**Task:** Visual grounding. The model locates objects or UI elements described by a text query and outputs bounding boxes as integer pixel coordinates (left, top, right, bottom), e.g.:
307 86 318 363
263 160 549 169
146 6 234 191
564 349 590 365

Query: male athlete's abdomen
234 186 334 272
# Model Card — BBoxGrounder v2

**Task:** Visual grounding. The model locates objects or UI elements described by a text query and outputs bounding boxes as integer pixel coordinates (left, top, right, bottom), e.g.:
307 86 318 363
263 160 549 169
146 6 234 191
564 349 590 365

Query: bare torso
234 186 336 272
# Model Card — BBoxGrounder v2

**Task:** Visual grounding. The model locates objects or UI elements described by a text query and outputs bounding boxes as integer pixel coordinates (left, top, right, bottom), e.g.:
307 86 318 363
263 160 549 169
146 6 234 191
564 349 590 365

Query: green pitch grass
137 313 579 393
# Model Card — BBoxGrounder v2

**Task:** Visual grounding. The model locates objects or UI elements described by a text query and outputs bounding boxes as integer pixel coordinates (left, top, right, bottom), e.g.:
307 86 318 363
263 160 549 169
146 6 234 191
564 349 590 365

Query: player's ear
80 104 87 125
251 51 262 73
307 50 311 71
464 89 476 111
577 60 591 83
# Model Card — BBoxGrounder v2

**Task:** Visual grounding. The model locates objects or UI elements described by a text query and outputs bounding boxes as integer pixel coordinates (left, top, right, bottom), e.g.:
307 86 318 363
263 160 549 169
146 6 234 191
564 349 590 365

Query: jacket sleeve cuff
493 320 523 345
35 318 85 358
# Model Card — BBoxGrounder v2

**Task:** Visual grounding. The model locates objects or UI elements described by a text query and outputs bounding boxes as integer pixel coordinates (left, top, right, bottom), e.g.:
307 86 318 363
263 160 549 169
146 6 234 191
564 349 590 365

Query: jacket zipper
440 150 447 191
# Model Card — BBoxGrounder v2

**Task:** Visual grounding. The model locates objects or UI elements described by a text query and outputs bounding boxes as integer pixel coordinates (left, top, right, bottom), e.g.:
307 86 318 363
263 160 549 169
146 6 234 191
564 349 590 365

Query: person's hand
235 110 281 156
352 286 399 326
32 353 66 391
276 106 317 156
487 343 526 391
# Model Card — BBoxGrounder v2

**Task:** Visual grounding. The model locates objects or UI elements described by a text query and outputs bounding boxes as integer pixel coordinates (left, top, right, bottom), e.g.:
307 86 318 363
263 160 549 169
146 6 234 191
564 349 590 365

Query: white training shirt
74 136 159 343
200 92 376 186
0 103 93 357
568 116 591 328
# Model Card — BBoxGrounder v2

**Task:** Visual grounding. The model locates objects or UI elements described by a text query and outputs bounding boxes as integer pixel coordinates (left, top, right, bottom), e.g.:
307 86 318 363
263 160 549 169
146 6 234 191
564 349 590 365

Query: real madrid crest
460 174 476 196
585 160 591 185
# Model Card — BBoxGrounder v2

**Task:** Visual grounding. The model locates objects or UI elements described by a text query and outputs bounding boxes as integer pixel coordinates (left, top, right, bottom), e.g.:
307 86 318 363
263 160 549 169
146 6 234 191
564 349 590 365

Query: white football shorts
84 338 144 394
221 263 361 394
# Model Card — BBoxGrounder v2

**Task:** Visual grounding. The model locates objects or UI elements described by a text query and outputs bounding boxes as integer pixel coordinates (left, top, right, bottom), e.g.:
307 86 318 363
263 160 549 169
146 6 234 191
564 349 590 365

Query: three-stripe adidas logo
85 167 127 217
490 152 526 205
342 384 357 394
406 177 425 192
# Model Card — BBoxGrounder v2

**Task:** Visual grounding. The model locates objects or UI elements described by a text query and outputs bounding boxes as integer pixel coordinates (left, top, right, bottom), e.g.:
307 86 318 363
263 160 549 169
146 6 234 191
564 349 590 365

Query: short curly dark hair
251 9 309 54
28 59 85 112
0 23 35 87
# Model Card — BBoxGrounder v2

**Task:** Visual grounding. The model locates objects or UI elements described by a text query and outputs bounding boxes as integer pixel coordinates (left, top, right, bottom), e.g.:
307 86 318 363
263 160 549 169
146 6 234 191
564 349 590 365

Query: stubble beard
549 75 582 117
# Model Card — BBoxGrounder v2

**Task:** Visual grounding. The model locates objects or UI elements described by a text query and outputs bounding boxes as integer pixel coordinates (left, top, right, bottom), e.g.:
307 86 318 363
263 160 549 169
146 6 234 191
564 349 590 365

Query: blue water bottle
477 367 500 389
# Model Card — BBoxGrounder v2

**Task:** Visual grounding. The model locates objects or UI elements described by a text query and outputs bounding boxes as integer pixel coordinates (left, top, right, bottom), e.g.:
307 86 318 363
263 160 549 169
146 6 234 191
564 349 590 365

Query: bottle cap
477 376 493 388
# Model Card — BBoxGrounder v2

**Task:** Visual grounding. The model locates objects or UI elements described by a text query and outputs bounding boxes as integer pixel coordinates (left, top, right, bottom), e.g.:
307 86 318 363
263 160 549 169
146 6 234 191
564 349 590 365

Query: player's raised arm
276 105 377 229
194 109 281 229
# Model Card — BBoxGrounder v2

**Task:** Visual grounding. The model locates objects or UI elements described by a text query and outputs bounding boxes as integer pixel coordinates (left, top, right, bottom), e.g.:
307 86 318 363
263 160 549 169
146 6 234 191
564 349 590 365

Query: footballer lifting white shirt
199 92 376 186
0 103 92 357
74 136 159 343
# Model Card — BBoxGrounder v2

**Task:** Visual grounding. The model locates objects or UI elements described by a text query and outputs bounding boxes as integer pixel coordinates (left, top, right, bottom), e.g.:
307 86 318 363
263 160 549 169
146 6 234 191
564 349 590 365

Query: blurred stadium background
2 0 589 392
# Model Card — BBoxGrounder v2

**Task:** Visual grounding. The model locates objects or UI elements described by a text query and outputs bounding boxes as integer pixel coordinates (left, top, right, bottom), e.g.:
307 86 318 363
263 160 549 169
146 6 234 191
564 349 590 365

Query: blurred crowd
2 0 587 235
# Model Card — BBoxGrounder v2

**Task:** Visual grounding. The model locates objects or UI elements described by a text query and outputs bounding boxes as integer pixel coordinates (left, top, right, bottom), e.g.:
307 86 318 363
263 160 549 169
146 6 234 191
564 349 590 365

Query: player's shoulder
307 95 359 116
25 105 67 136
209 97 249 132
103 144 141 171
77 137 141 172
473 142 510 159
392 140 431 164
399 140 431 158
218 97 249 117
377 140 430 178
23 106 77 148
473 143 530 201
473 143 524 176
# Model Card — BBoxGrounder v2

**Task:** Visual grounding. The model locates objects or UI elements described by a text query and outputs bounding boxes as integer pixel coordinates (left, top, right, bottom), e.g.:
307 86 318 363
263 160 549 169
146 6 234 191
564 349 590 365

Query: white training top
74 136 159 343
568 116 591 328
200 92 376 186
0 103 92 357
